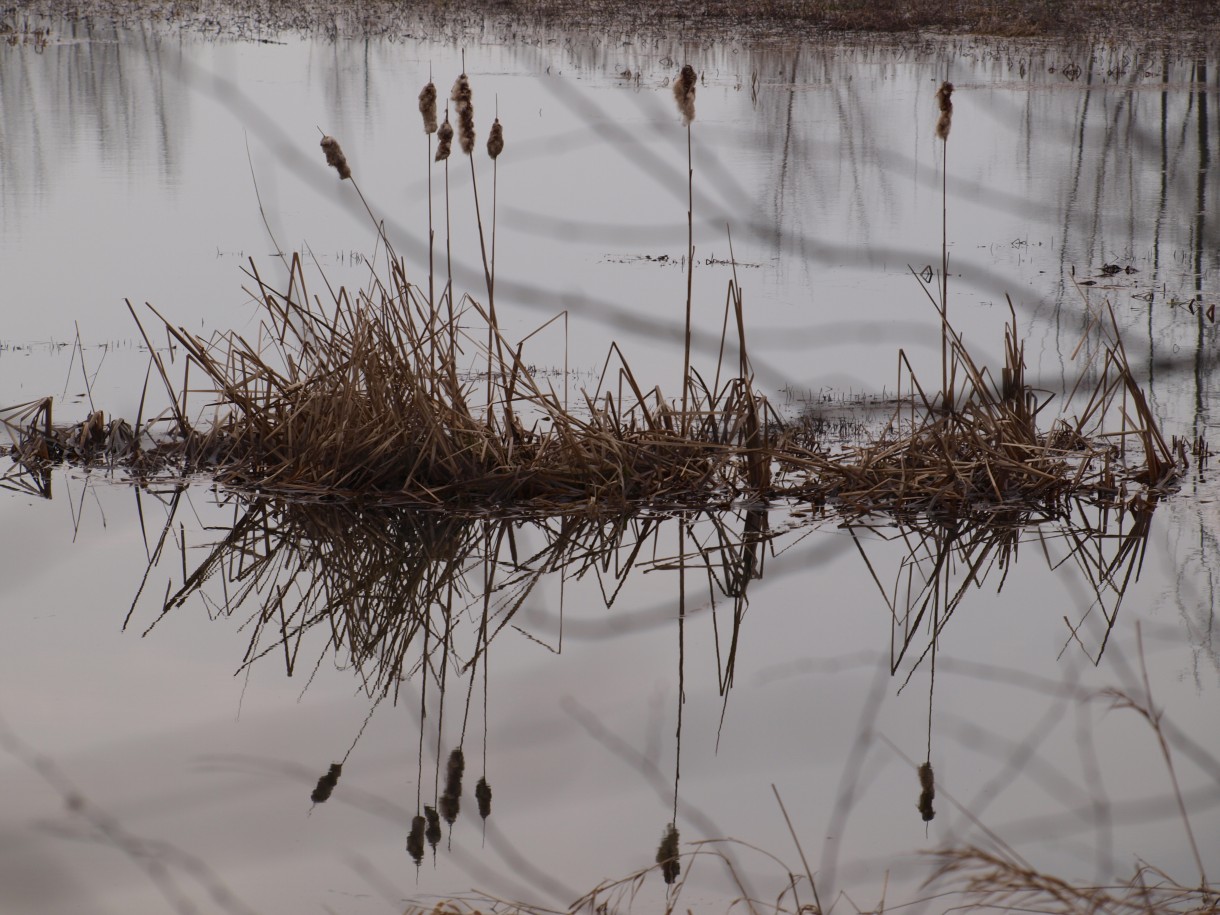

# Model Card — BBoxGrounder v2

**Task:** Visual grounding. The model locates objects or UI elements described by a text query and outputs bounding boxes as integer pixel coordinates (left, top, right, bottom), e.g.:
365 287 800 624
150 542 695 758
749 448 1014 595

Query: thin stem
681 123 694 433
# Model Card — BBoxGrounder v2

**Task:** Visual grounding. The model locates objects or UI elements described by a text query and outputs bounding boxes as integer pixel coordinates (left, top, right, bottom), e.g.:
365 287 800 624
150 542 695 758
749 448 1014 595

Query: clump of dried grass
773 295 1179 519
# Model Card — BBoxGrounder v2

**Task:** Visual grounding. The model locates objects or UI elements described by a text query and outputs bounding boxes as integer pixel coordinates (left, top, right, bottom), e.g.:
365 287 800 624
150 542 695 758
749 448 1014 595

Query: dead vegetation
0 70 1186 520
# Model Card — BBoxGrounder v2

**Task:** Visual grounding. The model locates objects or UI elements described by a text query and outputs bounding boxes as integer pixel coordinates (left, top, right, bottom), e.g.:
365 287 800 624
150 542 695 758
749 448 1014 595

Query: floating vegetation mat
0 273 1185 521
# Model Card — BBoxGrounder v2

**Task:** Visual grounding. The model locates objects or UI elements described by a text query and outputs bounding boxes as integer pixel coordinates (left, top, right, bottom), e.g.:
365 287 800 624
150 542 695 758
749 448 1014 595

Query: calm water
1 14 1219 915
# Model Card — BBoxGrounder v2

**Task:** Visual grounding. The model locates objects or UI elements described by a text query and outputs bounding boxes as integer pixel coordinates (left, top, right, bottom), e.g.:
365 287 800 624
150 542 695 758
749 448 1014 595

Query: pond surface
1 13 1219 915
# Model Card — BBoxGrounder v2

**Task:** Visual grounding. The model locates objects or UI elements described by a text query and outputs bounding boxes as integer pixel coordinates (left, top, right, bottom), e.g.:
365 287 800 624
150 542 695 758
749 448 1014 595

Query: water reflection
118 480 1171 857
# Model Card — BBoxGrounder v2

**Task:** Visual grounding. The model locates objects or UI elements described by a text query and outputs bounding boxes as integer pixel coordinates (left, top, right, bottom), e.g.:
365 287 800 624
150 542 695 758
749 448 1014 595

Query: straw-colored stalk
487 117 504 312
451 73 500 403
421 81 439 370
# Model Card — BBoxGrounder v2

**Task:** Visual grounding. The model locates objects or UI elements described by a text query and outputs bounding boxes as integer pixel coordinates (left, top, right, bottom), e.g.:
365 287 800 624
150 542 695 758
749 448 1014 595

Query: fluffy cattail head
917 762 936 822
452 73 475 155
444 747 465 797
320 135 351 180
487 118 504 160
407 815 426 864
435 112 453 161
419 82 438 134
424 805 442 848
475 776 492 819
673 64 697 125
438 791 460 824
656 822 681 884
935 81 954 141
310 762 342 804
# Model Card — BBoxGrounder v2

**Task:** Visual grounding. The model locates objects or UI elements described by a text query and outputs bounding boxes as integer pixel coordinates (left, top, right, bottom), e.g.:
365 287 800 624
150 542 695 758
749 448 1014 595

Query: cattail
407 814 426 864
435 112 453 161
424 805 442 849
917 762 935 822
320 135 351 180
310 762 342 804
444 747 465 798
673 64 696 125
486 118 504 160
656 822 680 885
475 776 492 820
438 791 460 824
419 82 438 134
451 73 475 155
935 81 954 141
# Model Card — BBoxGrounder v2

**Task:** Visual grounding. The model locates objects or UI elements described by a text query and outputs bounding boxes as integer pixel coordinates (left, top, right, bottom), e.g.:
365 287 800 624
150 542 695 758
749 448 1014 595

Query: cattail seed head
424 805 442 848
487 118 504 160
673 64 697 126
935 81 954 141
320 135 351 180
419 82 438 134
656 822 681 884
438 791 460 824
444 747 465 798
435 112 453 161
451 73 475 155
917 762 936 822
407 815 426 864
310 762 342 804
475 776 492 819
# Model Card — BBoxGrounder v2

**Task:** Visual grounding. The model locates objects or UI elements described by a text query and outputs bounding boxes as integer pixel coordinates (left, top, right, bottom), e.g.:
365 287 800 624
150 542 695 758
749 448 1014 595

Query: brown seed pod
424 805 442 849
319 135 351 180
310 762 342 804
407 814 426 864
934 81 954 141
475 776 492 820
451 74 475 155
672 64 696 126
438 791 460 824
656 822 680 885
487 118 504 160
444 747 465 798
918 762 935 822
419 82 438 134
435 113 453 161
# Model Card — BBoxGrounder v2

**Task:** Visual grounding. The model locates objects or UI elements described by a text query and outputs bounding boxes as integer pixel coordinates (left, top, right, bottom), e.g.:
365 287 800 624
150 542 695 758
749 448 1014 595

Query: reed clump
1 72 1183 520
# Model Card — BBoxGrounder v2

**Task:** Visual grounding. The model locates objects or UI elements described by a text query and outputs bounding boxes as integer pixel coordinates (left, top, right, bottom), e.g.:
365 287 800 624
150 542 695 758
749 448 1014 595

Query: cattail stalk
487 116 504 297
674 66 697 433
452 72 504 415
436 112 458 395
935 81 954 410
420 80 439 371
